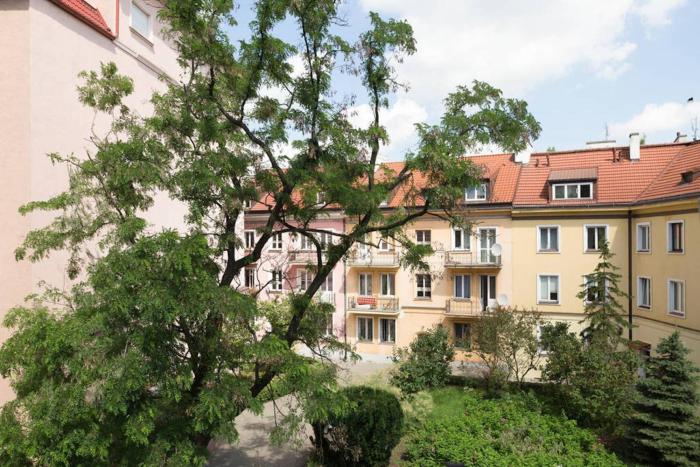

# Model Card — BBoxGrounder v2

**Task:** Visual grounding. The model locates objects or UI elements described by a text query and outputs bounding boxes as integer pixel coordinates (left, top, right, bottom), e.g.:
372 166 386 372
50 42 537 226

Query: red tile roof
636 142 700 203
51 0 115 39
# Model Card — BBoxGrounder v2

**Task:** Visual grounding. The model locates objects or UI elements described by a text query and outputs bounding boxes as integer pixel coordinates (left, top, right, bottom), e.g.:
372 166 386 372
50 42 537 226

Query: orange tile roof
51 0 115 39
636 142 700 203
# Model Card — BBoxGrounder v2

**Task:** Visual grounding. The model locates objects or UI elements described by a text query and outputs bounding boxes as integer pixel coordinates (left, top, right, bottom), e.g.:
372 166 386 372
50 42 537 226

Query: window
298 270 311 291
244 268 255 288
320 274 333 292
636 223 650 252
583 275 606 303
380 273 395 296
416 230 431 245
538 275 560 304
416 274 432 298
315 231 333 249
479 228 497 263
379 235 393 251
454 275 471 299
131 2 150 38
552 182 593 200
270 269 283 291
668 280 685 317
453 228 470 250
584 225 607 252
465 183 488 201
244 230 255 249
379 318 396 343
454 323 471 348
316 192 326 205
270 232 283 250
359 273 372 296
357 317 373 341
637 277 651 309
299 235 314 250
538 226 559 252
243 199 253 209
667 221 684 253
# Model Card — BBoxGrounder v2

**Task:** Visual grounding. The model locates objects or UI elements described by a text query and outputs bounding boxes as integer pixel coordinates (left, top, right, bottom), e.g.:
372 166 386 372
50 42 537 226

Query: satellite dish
497 294 509 306
490 243 502 256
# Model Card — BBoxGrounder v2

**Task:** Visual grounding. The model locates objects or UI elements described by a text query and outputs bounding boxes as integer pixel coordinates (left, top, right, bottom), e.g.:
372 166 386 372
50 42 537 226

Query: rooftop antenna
604 123 610 141
690 97 697 141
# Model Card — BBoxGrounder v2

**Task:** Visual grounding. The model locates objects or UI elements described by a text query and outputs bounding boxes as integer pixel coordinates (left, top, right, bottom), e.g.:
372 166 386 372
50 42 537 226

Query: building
248 136 700 366
0 0 180 403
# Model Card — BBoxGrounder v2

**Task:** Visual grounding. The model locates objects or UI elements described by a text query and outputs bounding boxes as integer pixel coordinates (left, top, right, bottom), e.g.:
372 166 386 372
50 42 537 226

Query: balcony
288 250 326 265
444 250 501 269
445 298 483 317
347 250 400 268
347 294 400 314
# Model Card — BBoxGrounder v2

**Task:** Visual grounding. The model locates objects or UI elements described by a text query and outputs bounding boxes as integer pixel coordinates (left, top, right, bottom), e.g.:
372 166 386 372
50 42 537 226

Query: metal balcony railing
287 250 327 264
444 250 501 268
347 294 400 313
347 250 400 268
445 298 483 316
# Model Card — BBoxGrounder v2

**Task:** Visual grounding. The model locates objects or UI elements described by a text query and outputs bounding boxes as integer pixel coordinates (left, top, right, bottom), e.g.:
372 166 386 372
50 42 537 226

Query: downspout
114 0 120 38
627 210 633 341
343 216 348 361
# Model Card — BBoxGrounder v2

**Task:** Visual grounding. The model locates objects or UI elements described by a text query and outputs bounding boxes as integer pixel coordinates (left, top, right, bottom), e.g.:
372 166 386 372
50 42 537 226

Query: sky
227 0 700 160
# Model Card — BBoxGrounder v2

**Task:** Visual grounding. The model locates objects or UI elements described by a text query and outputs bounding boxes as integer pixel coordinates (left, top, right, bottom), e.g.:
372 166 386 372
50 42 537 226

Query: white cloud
358 0 685 101
346 97 428 160
609 100 700 141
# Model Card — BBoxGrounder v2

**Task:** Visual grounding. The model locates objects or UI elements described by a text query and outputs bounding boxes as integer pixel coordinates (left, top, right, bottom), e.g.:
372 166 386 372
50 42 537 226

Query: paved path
207 359 393 466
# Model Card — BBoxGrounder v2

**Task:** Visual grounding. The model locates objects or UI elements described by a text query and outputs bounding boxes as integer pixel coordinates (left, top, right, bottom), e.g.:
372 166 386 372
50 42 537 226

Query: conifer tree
628 332 700 466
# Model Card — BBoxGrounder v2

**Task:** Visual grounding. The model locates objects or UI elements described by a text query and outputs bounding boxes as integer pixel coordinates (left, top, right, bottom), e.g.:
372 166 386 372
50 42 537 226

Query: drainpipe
343 216 348 361
114 0 120 38
627 210 633 341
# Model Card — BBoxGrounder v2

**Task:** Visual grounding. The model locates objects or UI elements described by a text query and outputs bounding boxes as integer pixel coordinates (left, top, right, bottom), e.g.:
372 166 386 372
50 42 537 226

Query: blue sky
228 0 699 160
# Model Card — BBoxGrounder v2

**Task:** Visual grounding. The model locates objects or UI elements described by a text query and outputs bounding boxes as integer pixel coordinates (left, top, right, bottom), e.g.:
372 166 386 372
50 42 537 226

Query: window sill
637 305 651 310
636 249 651 254
129 26 154 46
667 250 685 255
537 250 560 254
415 297 432 301
667 311 686 319
537 301 560 306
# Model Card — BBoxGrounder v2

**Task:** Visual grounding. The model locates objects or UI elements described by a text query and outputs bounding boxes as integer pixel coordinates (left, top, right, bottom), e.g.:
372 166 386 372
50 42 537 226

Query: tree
627 332 700 466
473 307 543 392
0 0 539 464
391 325 454 395
577 240 629 348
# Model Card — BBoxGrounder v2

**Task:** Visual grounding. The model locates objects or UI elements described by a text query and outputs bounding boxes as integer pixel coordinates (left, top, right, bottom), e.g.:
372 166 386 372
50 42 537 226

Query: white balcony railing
347 250 400 268
347 294 400 313
444 250 501 268
446 298 483 316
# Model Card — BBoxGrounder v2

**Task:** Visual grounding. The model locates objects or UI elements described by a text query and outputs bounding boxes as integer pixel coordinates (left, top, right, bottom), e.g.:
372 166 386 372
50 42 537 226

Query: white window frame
464 183 488 201
637 276 651 309
537 274 560 304
552 182 593 200
478 227 498 263
320 274 333 292
537 225 560 253
667 220 684 254
299 234 314 251
415 230 431 245
583 275 607 304
583 224 608 252
359 273 373 296
667 279 685 317
270 232 283 250
130 1 151 39
454 274 471 299
316 191 326 205
378 235 393 251
636 222 651 253
416 273 432 299
297 269 311 292
452 228 470 251
270 269 283 292
244 268 256 289
243 199 253 209
244 230 256 249
315 230 334 249
379 318 396 343
454 322 471 348
380 273 395 296
357 317 373 342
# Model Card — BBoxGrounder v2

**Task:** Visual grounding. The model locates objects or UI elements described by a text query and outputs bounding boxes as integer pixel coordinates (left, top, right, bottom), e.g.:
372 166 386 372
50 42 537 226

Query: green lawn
399 386 624 466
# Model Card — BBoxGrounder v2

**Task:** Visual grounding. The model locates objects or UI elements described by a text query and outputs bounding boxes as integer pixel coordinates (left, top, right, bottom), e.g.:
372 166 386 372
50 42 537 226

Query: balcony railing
315 291 336 305
347 250 400 268
445 298 483 317
288 250 326 264
444 250 501 268
347 294 400 313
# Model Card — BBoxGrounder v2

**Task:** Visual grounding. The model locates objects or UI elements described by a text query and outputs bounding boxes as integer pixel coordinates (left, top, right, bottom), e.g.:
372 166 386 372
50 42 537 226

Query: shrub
403 388 624 466
627 332 700 466
391 325 454 395
312 386 403 466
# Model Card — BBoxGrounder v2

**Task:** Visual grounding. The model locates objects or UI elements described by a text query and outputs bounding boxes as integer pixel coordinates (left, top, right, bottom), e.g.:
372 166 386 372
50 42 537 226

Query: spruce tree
628 332 700 467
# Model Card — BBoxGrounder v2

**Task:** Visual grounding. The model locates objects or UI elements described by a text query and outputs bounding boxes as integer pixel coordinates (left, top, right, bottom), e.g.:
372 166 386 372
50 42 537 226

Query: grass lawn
396 386 624 466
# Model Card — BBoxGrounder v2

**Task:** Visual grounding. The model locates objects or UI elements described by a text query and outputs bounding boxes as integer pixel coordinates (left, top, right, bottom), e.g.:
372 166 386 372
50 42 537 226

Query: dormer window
131 2 151 39
316 192 326 205
464 183 488 201
552 182 593 200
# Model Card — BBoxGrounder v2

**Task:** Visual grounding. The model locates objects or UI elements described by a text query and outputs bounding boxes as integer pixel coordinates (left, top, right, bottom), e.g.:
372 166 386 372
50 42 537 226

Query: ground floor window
357 317 373 341
379 318 396 343
454 322 471 349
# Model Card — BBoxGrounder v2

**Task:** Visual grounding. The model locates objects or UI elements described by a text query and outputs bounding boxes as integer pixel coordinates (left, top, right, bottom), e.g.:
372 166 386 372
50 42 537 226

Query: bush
403 388 624 466
391 325 454 395
312 386 404 466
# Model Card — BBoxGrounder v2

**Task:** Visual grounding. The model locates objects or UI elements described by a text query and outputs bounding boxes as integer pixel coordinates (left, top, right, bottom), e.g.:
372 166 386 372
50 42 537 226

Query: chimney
629 133 640 161
514 146 532 164
674 132 688 143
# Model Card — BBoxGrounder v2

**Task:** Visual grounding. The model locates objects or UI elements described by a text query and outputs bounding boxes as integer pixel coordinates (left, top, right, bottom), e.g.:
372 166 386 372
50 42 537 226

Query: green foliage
540 322 639 435
627 332 700 466
473 307 543 393
391 326 455 395
3 0 539 463
312 386 404 467
403 387 624 466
